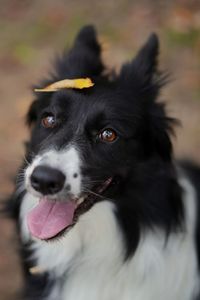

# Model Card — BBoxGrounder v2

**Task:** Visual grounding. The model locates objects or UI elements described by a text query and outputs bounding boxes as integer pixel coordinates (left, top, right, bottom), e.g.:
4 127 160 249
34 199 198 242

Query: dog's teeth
77 196 85 206
29 266 45 274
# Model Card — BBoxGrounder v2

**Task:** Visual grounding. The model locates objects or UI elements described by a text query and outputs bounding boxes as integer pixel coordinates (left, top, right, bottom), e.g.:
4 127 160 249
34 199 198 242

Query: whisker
83 188 104 199
83 187 114 203
22 154 30 166
85 180 105 185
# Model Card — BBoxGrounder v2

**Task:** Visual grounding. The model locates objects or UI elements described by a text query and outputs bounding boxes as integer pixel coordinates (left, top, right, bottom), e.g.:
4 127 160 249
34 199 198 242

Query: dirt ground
0 0 200 299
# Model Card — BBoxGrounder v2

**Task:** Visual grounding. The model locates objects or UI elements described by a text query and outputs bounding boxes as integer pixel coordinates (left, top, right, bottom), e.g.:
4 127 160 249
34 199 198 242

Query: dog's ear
119 34 175 161
132 33 159 81
55 25 104 79
119 33 159 91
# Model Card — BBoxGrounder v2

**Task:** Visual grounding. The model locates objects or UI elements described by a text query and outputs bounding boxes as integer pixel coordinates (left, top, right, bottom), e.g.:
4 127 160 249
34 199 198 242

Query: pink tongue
27 197 76 240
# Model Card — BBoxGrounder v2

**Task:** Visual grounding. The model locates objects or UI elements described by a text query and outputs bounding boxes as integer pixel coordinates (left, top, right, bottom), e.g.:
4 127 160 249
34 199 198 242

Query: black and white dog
9 25 200 300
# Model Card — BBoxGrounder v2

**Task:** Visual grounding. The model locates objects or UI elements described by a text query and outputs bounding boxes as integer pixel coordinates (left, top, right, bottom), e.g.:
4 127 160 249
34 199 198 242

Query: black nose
30 166 66 195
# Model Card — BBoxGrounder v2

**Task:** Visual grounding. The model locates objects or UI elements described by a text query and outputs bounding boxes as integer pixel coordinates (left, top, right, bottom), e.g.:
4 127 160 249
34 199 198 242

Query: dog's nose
30 166 66 195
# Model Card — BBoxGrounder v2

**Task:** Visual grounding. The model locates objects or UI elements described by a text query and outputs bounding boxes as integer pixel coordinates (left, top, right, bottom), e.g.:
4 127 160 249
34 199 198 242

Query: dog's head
23 26 174 243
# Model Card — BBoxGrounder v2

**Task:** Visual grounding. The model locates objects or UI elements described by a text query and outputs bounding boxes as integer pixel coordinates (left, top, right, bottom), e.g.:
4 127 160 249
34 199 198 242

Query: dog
8 25 200 300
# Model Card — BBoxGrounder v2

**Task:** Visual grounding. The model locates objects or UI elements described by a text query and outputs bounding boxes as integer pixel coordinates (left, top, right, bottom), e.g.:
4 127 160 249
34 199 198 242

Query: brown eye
99 129 117 142
41 115 56 128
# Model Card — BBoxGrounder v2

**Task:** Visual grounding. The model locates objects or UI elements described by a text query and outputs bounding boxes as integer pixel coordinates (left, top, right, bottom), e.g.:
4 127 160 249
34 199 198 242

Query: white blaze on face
25 146 82 197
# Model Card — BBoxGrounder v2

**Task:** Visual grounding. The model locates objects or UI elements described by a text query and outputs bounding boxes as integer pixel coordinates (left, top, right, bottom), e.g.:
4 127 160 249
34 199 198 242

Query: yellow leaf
34 78 94 92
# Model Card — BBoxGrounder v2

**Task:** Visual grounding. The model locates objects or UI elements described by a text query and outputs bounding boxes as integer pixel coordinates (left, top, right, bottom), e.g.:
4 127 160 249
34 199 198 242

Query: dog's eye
41 115 56 128
99 129 117 142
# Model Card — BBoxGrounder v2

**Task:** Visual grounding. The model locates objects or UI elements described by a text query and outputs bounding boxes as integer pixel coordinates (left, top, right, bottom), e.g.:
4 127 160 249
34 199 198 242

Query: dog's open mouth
27 178 113 240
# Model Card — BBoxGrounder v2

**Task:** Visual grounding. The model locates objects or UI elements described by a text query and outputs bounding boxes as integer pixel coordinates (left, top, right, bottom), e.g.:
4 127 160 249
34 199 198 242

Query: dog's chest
59 231 198 300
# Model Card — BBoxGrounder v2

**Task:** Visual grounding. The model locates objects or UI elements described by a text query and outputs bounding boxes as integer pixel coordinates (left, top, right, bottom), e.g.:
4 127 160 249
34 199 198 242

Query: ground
0 0 200 299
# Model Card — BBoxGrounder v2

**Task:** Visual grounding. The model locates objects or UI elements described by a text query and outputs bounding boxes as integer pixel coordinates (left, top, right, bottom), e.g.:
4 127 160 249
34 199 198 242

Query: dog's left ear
119 33 159 90
55 25 104 79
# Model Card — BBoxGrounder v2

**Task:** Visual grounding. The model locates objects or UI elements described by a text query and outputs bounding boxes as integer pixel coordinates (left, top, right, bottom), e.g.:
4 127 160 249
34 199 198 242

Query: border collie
8 25 200 300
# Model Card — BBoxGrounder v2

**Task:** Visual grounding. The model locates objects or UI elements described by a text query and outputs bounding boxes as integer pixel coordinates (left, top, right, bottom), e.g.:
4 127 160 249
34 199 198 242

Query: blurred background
0 0 200 299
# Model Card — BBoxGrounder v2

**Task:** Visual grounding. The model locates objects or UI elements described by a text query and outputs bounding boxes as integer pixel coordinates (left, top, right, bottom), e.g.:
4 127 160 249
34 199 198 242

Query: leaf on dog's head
34 78 94 92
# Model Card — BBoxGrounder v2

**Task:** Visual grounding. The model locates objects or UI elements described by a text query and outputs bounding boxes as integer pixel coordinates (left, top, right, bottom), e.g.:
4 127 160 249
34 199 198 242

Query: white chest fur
20 178 200 300
61 232 198 300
